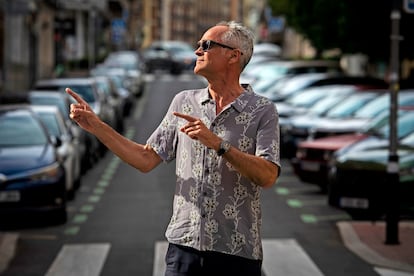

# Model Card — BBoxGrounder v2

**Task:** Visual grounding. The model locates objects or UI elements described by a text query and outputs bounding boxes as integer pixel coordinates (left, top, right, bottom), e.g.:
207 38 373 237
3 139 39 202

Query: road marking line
93 187 105 195
152 239 325 276
275 187 290 195
45 243 110 276
88 195 101 203
63 226 80 236
153 241 169 276
80 204 94 213
72 214 88 224
287 199 327 208
262 239 324 276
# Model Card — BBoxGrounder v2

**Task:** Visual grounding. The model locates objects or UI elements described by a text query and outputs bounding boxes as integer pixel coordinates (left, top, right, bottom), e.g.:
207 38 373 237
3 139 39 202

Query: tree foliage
268 0 414 61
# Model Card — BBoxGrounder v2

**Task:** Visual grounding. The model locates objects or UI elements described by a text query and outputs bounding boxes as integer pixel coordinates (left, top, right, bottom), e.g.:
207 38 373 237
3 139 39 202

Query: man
68 21 280 276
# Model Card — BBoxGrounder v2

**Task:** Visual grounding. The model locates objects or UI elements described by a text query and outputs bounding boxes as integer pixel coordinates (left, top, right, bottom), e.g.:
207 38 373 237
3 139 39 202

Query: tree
268 0 414 62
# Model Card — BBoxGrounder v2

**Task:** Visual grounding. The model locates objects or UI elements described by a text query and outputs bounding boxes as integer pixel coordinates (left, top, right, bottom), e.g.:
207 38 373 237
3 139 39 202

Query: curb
0 233 19 274
337 221 414 274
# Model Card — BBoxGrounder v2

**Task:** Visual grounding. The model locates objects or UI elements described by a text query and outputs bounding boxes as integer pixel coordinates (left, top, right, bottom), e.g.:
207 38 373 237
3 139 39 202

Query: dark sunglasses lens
201 41 210 51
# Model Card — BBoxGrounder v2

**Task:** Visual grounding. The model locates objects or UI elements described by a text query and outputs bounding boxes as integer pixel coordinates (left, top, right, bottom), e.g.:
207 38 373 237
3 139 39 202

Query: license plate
301 161 320 172
340 197 369 209
0 191 21 202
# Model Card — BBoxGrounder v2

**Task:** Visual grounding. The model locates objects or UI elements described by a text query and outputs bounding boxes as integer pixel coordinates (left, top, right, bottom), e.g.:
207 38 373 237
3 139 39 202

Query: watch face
218 140 231 156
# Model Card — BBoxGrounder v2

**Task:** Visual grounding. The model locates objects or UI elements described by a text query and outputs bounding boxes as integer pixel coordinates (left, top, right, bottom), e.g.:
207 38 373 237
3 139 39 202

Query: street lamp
385 2 402 246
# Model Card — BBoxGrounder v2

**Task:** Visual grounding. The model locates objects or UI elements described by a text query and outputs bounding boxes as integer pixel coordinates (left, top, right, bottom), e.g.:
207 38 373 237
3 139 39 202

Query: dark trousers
164 243 262 276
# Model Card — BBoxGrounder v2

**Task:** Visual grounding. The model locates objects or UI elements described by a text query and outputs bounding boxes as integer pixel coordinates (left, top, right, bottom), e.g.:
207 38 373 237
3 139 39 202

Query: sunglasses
198 40 241 54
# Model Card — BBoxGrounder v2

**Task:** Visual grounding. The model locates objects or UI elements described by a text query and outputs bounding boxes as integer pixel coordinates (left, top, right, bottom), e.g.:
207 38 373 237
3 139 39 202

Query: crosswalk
43 239 414 276
46 239 325 276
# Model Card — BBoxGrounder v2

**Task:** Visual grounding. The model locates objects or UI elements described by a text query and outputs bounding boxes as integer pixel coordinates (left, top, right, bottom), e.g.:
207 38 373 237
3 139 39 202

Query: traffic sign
403 0 414 13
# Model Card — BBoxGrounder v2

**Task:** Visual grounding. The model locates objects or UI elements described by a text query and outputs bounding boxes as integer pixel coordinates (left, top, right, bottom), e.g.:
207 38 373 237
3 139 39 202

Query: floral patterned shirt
147 84 280 260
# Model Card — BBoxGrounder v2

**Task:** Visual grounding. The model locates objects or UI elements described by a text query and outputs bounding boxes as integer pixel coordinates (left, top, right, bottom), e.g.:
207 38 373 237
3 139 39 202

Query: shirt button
203 192 207 196
201 214 206 218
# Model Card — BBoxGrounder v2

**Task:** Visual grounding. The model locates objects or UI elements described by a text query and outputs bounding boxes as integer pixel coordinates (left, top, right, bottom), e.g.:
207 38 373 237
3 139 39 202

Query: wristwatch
217 140 231 156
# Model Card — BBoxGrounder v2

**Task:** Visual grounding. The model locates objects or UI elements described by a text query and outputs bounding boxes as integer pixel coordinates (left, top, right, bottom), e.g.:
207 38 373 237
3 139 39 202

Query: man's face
193 26 232 77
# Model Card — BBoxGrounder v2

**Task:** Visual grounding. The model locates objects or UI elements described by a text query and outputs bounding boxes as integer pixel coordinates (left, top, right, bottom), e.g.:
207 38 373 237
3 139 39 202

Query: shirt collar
199 84 254 112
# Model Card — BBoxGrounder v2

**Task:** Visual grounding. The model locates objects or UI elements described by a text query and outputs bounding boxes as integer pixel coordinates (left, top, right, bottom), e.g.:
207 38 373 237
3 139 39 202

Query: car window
0 114 48 146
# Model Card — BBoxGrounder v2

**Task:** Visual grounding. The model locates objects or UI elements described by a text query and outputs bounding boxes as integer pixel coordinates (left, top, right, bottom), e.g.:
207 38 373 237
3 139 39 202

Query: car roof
36 77 96 86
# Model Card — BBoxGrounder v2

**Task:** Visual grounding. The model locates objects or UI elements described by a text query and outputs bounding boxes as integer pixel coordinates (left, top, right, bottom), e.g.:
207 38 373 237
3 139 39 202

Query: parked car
309 89 414 140
35 77 112 156
27 90 99 173
328 116 414 219
102 50 146 97
241 60 342 96
293 105 414 191
30 105 81 200
0 105 67 223
268 74 388 102
143 40 196 74
94 75 124 132
280 87 387 158
90 67 135 116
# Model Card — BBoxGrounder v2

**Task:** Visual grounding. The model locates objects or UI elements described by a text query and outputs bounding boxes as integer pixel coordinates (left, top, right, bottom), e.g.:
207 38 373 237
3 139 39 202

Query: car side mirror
50 135 62 148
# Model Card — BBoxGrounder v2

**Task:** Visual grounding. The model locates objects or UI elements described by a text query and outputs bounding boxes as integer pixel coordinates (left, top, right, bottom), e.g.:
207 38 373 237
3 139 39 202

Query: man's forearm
222 146 279 188
92 120 162 172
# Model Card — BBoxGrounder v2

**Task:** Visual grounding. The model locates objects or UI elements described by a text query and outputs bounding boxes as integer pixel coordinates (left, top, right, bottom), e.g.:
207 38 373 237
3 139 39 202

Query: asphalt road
1 72 383 276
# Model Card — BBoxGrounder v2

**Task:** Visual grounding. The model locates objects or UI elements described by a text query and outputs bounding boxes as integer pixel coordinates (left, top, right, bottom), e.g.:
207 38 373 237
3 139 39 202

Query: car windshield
36 112 62 137
29 96 70 120
285 88 328 108
0 113 48 146
354 92 414 118
325 93 378 118
375 112 414 139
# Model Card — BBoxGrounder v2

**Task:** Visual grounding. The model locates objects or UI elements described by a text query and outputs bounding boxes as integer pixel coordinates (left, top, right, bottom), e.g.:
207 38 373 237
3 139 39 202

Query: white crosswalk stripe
262 239 324 276
45 243 110 276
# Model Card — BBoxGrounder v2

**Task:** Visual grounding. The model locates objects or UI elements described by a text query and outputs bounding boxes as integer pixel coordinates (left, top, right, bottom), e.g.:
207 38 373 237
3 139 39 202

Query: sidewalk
1 221 413 275
338 220 414 275
0 232 18 274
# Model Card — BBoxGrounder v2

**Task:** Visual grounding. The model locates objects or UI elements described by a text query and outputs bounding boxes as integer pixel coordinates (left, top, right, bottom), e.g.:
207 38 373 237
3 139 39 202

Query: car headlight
29 162 62 182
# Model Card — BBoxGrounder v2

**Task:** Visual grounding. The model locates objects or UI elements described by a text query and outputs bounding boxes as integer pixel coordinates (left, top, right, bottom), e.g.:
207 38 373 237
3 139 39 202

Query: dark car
143 40 196 74
0 105 67 223
328 109 414 219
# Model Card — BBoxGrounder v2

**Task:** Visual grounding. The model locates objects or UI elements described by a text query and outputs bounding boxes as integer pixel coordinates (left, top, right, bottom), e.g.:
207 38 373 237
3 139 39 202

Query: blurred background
1 0 414 93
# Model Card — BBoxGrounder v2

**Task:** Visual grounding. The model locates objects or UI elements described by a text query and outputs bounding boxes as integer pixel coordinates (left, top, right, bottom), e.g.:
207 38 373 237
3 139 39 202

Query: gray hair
216 21 254 71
